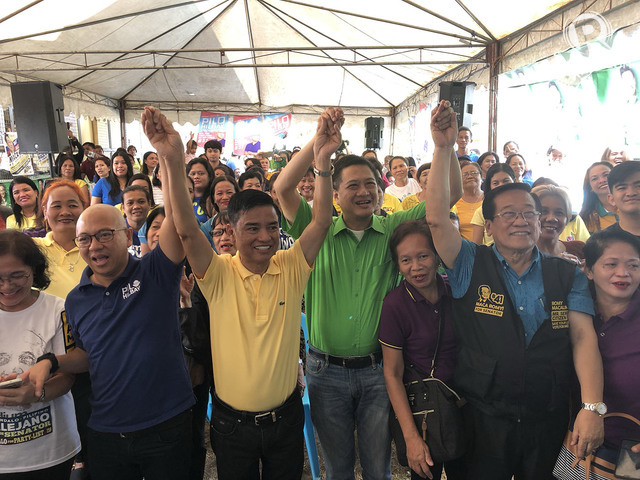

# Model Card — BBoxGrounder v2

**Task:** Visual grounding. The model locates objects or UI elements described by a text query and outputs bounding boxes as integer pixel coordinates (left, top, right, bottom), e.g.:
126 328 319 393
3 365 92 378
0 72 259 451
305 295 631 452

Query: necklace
67 253 81 271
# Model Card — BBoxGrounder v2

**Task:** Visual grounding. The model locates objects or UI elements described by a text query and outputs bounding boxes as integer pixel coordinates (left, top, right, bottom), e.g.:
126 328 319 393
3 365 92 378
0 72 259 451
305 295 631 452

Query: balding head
78 204 127 233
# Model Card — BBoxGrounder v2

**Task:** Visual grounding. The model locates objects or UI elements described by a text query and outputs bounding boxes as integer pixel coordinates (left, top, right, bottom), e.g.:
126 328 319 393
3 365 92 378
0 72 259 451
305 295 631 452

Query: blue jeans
306 349 391 480
87 409 192 480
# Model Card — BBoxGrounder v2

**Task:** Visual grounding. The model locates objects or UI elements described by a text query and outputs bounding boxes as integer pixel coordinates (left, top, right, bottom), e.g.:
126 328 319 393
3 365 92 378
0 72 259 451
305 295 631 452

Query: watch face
595 403 607 415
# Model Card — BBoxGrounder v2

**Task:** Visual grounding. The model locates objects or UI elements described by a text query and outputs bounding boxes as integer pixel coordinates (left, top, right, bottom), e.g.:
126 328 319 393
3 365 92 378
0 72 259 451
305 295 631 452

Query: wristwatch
36 352 59 374
581 401 607 416
313 166 334 177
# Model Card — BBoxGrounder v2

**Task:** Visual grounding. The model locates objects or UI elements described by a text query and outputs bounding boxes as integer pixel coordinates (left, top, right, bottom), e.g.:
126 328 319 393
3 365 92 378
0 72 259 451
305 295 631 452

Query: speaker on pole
364 117 384 149
10 81 68 153
438 81 475 128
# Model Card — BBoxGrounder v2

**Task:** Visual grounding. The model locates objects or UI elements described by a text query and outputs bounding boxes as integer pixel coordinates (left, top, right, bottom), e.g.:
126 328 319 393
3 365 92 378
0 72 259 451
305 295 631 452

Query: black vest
452 246 576 419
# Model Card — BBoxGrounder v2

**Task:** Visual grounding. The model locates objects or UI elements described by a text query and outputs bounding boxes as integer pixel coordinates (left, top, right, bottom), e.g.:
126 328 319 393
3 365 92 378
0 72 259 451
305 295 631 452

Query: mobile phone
87 151 95 158
0 378 23 389
616 439 640 479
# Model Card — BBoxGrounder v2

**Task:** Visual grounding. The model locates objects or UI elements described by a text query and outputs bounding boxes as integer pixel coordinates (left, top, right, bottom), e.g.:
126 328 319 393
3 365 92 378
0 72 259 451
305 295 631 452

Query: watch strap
313 166 334 177
36 352 59 374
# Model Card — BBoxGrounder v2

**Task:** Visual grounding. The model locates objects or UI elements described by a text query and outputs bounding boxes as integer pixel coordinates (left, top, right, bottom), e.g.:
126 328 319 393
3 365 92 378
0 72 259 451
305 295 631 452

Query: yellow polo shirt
196 240 312 411
6 214 37 231
33 232 86 299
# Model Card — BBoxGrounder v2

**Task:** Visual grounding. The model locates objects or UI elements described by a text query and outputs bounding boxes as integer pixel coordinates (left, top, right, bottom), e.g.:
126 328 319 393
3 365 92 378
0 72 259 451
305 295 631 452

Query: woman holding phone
0 230 80 478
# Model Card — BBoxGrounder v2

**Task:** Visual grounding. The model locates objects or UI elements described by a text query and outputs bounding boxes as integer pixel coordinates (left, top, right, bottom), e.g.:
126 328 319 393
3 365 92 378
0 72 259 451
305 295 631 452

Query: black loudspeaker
364 117 384 149
10 81 68 153
438 81 475 128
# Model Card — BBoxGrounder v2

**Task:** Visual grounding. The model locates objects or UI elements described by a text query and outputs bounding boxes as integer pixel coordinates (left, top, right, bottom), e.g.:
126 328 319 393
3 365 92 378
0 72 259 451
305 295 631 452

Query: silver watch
581 401 607 416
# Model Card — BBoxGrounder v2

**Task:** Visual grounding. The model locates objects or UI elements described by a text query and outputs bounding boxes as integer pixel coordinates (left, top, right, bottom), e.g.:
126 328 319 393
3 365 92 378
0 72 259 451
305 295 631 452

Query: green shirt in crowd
284 199 426 356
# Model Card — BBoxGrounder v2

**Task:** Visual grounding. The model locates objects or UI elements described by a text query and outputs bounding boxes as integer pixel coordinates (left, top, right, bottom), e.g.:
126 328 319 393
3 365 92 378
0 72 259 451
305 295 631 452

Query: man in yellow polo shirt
143 105 342 479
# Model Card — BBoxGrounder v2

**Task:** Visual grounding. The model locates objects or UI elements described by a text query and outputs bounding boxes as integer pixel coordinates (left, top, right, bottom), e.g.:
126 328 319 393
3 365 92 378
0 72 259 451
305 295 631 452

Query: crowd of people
0 100 638 480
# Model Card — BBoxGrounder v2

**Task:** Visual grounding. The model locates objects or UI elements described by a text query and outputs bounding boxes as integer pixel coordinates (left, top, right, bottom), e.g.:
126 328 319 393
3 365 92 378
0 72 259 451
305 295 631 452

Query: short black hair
213 164 235 178
608 161 640 192
122 184 152 204
82 142 95 149
483 163 515 192
238 169 265 190
0 230 50 289
333 155 378 189
458 126 472 138
389 219 435 265
584 227 640 270
204 140 223 152
145 206 165 232
483 182 539 220
227 189 276 226
478 151 500 168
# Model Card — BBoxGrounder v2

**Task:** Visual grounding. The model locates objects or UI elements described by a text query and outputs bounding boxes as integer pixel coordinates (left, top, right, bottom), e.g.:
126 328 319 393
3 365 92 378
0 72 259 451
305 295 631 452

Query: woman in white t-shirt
0 230 80 479
385 156 422 201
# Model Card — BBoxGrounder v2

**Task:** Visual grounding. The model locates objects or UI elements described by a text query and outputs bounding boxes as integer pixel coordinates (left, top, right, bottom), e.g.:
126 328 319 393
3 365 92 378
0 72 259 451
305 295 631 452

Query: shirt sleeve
92 178 104 198
385 201 426 231
276 240 314 293
567 266 595 315
378 291 405 350
470 206 484 227
281 198 312 239
444 239 477 298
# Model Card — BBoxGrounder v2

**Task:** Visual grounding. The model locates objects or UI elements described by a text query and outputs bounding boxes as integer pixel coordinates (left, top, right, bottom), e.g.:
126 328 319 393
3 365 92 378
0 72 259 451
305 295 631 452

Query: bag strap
603 412 640 427
429 308 444 378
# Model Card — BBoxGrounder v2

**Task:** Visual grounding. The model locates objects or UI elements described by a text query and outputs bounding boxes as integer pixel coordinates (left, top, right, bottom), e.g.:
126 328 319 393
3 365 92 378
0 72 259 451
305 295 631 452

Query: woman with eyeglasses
451 161 484 241
0 229 81 479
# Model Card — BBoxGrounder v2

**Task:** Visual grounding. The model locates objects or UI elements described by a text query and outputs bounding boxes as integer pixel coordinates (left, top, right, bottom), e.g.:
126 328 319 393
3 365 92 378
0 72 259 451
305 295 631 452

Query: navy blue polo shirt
65 245 194 433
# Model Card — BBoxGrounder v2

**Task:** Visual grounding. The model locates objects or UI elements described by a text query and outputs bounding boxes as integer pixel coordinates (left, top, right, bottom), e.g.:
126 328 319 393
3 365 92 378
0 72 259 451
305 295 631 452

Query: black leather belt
309 347 382 369
213 390 298 427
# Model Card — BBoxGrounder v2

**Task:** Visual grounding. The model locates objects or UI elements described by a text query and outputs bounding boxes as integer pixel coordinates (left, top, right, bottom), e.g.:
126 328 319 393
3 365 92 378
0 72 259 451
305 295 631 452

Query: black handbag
389 310 466 465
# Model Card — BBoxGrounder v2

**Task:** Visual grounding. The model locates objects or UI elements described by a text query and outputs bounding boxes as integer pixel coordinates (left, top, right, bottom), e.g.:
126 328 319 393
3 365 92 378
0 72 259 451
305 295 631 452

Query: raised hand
430 100 457 148
141 106 184 164
314 107 344 161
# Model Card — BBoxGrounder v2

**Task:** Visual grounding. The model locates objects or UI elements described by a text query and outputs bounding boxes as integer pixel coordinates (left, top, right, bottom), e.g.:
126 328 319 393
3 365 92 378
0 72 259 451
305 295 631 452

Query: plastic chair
300 313 321 480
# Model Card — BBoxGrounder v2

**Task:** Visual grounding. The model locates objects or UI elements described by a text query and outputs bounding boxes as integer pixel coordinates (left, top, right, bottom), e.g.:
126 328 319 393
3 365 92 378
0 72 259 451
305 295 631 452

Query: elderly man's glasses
493 211 540 223
75 228 127 248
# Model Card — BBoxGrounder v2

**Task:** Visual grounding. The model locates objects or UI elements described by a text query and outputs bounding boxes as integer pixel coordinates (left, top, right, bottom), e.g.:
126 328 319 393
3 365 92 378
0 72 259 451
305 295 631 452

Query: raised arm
424 101 462 268
297 109 343 266
141 108 185 265
274 107 343 224
449 148 463 208
568 310 604 458
142 107 212 277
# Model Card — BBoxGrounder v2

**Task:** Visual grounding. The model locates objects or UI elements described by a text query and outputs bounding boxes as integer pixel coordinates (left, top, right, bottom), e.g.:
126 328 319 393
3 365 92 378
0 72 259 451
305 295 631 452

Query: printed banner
233 115 262 156
196 112 228 148
264 113 291 139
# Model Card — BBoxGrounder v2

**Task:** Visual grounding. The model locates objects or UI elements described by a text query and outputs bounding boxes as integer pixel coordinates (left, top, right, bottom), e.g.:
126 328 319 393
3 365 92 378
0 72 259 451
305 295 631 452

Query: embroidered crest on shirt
474 285 505 317
122 280 141 300
550 300 569 329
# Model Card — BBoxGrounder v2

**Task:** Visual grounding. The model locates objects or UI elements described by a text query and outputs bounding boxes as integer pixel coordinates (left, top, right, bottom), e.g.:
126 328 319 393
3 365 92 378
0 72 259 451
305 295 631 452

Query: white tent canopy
0 0 575 120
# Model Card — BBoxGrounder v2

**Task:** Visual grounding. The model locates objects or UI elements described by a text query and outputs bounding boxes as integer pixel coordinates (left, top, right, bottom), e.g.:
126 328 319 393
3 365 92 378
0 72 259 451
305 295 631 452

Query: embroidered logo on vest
550 300 569 329
474 285 505 317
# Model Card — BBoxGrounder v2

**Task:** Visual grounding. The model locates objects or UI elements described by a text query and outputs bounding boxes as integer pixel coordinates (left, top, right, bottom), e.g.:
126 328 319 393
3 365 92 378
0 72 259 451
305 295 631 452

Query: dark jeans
409 457 467 480
87 409 192 480
190 381 210 480
210 391 304 480
464 404 568 480
0 458 74 480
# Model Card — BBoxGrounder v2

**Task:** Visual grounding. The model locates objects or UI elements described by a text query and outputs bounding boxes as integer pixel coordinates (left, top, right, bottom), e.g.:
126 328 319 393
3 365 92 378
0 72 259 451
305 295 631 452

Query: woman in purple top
379 219 465 480
584 228 640 457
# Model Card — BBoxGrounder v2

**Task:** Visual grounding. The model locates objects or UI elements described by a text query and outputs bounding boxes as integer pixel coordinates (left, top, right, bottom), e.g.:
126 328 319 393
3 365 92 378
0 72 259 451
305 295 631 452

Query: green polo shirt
284 199 426 356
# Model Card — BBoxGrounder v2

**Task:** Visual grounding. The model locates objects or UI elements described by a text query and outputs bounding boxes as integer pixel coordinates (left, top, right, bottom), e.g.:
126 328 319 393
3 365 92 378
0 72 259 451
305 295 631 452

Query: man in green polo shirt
274 131 461 479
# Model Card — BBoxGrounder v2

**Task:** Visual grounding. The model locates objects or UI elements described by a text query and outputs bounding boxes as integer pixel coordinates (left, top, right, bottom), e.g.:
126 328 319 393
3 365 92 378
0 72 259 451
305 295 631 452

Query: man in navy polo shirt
27 203 194 480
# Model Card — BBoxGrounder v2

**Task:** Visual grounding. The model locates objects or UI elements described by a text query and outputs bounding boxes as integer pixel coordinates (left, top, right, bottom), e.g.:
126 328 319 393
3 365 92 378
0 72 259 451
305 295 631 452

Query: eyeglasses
74 228 127 248
211 228 226 237
462 171 480 178
0 271 31 286
493 211 540 223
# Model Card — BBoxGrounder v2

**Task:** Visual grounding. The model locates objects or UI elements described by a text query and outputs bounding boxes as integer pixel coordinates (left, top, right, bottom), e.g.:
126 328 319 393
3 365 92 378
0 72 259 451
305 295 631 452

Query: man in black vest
425 101 605 480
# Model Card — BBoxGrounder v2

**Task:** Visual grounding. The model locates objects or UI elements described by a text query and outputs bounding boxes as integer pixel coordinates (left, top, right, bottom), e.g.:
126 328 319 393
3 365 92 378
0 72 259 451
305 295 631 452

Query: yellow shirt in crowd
196 240 312 412
33 232 87 299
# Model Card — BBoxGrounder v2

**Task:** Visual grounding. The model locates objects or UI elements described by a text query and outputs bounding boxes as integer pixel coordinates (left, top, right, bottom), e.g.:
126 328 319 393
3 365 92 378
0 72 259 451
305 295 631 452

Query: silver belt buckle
254 410 276 426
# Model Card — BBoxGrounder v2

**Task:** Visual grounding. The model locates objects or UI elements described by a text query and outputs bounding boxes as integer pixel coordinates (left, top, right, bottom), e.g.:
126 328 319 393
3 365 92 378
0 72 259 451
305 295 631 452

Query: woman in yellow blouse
6 176 43 234
57 154 90 205
451 161 483 241
401 163 430 210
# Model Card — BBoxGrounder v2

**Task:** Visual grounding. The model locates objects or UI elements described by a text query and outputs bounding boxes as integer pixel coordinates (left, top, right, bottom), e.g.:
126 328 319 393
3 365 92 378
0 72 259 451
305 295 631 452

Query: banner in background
197 112 228 147
264 113 291 139
233 115 261 155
